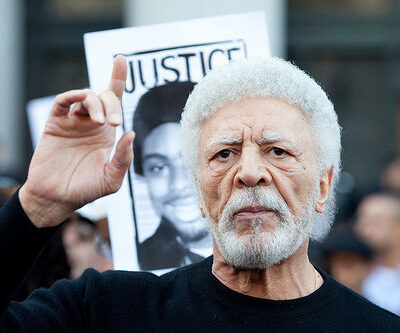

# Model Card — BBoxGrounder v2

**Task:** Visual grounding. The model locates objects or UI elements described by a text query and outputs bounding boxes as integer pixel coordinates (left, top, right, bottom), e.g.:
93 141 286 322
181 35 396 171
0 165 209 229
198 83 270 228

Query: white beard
201 187 317 269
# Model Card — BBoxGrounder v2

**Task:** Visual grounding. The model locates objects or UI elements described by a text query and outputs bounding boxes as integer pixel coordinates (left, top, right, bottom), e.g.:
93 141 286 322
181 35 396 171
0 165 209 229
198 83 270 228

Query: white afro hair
180 57 341 241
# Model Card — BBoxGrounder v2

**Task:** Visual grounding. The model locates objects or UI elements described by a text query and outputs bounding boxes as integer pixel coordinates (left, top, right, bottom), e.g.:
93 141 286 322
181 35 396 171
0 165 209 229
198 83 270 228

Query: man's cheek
200 182 221 218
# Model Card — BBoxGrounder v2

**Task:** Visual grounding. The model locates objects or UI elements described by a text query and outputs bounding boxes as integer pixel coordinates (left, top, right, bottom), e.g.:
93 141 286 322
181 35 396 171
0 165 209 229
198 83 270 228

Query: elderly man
1 56 399 331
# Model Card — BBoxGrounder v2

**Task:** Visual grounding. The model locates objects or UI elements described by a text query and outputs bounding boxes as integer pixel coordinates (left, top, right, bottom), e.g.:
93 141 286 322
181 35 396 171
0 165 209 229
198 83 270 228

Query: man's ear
199 205 206 218
195 181 206 218
315 166 334 213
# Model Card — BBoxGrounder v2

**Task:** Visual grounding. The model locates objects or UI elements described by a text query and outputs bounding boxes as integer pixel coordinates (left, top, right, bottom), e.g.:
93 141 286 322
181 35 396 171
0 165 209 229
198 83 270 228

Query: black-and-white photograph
131 82 212 270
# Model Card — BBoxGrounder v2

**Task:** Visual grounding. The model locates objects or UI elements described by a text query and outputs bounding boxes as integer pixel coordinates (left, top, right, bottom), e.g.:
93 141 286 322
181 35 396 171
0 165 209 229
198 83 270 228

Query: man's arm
0 55 133 328
0 190 58 316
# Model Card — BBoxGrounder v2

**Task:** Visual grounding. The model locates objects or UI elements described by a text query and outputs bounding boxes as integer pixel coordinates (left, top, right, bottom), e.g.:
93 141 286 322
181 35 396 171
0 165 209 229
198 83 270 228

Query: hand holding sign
19 55 134 228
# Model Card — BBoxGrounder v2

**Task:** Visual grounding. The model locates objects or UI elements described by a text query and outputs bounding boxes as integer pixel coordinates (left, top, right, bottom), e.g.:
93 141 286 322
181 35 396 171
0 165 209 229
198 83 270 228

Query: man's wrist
18 184 72 228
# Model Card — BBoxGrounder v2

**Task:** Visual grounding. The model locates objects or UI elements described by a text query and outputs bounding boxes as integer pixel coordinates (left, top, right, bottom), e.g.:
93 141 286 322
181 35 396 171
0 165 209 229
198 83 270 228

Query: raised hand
19 55 134 228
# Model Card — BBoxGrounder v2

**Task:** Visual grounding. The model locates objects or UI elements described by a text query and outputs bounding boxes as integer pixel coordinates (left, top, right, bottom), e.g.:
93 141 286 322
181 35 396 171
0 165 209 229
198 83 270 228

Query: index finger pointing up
108 54 127 100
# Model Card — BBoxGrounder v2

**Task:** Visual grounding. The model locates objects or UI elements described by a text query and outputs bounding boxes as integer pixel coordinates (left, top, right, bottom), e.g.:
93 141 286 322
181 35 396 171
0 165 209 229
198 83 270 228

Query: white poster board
84 11 271 272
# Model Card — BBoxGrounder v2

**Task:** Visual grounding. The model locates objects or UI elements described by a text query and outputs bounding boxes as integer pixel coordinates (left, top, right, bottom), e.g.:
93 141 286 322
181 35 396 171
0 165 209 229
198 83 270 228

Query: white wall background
123 0 286 58
0 0 23 172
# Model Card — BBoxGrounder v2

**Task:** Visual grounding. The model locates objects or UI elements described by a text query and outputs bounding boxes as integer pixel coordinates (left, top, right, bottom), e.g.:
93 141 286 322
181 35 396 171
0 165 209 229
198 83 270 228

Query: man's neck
211 241 323 300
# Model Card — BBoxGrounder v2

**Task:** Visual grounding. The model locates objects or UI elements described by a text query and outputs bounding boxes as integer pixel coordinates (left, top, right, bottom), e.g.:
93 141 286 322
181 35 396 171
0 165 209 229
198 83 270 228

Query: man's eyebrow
257 133 300 149
206 135 243 151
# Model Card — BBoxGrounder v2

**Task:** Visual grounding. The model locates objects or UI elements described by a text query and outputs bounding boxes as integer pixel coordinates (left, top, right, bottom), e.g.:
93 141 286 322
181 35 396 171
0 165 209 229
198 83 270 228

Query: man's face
142 122 206 242
355 196 400 252
197 97 323 268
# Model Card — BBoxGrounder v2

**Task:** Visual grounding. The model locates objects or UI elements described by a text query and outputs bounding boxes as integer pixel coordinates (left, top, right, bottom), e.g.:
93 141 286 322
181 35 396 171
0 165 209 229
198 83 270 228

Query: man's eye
217 149 232 159
272 147 286 156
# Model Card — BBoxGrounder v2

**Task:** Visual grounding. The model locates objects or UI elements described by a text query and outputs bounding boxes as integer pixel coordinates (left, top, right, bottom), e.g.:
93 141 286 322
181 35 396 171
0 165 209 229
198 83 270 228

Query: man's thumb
105 131 135 193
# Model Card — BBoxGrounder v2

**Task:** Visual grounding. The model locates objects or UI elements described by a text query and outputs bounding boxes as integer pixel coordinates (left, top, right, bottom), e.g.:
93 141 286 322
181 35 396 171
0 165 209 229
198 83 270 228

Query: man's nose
233 150 272 188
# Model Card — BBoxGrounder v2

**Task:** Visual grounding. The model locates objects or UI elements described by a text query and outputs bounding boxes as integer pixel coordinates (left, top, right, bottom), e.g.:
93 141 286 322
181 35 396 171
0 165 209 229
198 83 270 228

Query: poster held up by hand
84 11 271 273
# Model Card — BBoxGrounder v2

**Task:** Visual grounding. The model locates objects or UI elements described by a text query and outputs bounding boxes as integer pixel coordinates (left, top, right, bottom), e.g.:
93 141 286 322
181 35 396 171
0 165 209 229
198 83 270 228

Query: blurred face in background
62 217 98 279
328 251 372 293
142 122 206 242
355 195 400 253
380 159 400 194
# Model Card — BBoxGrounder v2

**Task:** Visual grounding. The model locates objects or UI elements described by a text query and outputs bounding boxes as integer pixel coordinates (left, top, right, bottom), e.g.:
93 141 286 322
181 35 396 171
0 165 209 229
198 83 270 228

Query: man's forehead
199 97 311 143
203 95 307 121
206 131 300 148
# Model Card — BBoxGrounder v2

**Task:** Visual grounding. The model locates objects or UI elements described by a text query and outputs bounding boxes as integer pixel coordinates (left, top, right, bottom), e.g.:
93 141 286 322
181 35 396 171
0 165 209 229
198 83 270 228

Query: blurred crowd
311 157 400 315
1 154 400 315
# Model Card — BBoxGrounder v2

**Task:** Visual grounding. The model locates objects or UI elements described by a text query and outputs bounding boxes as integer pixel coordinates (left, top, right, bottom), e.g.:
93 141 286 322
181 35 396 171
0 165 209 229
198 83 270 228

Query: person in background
355 192 400 315
323 226 373 295
62 213 113 279
380 157 400 195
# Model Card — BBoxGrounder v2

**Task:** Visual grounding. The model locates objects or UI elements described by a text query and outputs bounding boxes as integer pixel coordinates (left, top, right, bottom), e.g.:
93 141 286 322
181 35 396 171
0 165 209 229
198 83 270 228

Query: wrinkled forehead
199 96 316 150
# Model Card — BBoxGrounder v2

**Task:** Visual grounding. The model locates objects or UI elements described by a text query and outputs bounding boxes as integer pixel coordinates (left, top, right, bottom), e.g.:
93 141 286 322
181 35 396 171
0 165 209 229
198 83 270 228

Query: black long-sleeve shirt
1 191 400 332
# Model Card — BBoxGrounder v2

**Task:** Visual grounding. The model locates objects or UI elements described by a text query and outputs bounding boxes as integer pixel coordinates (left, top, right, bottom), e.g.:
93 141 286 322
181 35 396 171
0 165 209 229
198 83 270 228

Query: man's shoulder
100 267 162 287
86 258 211 313
94 256 211 290
160 256 212 281
75 267 162 300
323 271 400 326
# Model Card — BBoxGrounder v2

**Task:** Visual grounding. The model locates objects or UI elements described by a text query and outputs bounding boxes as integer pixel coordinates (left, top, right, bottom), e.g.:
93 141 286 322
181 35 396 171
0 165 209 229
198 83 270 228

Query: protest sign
84 11 270 272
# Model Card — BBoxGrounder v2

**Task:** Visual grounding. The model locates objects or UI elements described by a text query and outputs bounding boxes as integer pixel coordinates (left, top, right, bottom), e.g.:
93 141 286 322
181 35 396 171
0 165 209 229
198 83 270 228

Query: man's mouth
233 206 275 219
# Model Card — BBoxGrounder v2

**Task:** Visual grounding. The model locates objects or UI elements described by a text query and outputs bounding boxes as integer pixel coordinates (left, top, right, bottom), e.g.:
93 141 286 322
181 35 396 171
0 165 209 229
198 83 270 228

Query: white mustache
220 187 292 224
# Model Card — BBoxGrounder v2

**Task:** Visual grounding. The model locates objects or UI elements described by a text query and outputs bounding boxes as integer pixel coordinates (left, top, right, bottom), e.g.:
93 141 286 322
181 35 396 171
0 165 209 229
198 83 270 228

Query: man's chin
214 228 306 270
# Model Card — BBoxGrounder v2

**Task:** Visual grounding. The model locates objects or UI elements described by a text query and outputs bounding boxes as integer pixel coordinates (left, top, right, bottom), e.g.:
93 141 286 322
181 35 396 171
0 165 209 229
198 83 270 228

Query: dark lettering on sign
120 40 247 93
227 48 241 61
161 56 180 83
178 53 196 82
138 60 147 88
125 61 136 93
152 58 159 86
208 49 225 70
199 51 207 76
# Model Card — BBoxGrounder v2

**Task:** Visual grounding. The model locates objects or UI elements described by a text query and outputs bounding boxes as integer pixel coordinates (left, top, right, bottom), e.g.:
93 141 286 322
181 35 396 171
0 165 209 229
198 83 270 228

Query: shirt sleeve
0 189 98 330
1 268 107 331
